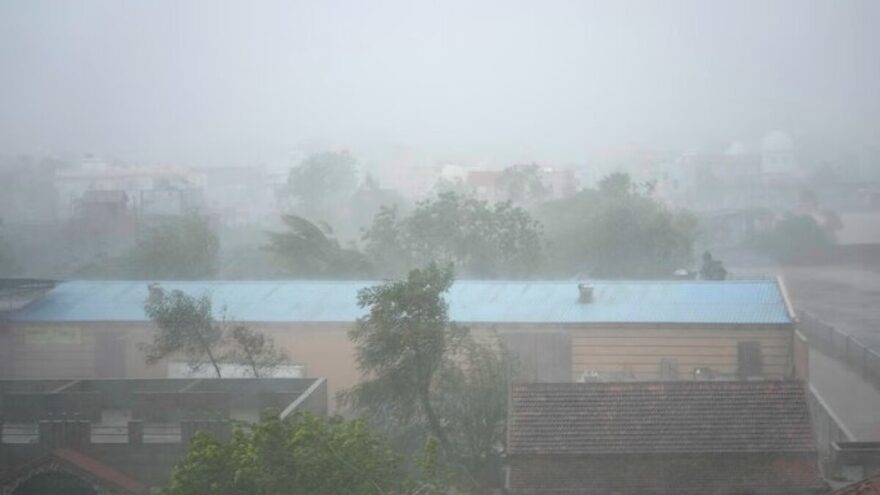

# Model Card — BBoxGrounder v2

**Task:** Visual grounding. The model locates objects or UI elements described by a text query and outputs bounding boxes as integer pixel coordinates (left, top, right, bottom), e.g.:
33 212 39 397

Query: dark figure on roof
699 251 727 281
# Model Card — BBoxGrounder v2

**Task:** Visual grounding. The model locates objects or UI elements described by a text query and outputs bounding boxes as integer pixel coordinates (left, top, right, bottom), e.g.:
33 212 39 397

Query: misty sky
1 0 878 166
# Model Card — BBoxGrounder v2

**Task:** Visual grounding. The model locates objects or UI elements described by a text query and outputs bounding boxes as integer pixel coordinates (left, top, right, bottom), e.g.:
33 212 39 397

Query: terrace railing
798 310 880 390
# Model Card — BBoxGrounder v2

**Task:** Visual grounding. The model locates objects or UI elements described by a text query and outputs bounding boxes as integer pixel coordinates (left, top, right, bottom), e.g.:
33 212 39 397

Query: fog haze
1 0 878 165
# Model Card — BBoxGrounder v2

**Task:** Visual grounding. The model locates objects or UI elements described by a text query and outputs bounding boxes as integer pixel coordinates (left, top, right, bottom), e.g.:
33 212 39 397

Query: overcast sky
1 0 878 166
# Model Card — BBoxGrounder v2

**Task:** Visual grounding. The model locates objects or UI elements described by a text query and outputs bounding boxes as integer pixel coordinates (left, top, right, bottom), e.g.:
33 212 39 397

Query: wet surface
784 266 880 350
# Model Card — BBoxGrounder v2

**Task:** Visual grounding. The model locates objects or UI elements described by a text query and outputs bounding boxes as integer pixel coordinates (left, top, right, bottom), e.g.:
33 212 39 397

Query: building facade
0 279 800 409
0 378 326 493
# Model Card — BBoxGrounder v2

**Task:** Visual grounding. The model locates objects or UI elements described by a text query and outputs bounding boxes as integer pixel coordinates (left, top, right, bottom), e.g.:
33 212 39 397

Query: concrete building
0 377 326 494
54 161 203 221
1 279 801 409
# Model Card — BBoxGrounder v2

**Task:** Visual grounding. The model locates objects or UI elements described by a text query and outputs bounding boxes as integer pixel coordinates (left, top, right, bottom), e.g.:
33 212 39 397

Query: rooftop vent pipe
578 283 593 303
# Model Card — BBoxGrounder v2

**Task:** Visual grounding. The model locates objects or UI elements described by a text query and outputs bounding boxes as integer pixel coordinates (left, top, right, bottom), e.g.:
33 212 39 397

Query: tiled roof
0 449 147 495
507 453 825 495
832 474 880 495
54 449 148 494
508 381 816 455
11 279 793 325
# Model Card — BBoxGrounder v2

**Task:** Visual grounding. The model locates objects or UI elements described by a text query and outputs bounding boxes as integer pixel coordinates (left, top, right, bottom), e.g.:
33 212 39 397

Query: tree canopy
362 192 543 278
142 286 288 378
265 214 371 277
287 151 358 219
536 173 696 278
114 214 219 279
342 263 512 492
143 285 225 377
751 213 834 262
162 413 412 495
495 163 548 204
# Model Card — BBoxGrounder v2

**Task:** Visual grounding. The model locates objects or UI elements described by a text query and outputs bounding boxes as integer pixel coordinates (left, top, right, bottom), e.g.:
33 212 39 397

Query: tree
496 163 547 204
142 286 289 378
537 173 697 278
265 214 371 277
345 264 463 450
598 171 656 197
751 213 834 262
127 214 219 279
350 174 408 235
434 338 513 490
598 171 634 197
699 251 728 280
163 413 412 495
342 264 512 492
226 324 289 378
143 285 225 377
288 151 358 219
362 192 543 278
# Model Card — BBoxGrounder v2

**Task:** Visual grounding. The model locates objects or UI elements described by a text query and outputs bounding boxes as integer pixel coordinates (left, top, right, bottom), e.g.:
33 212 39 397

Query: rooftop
0 449 148 495
0 378 326 445
10 279 793 325
508 381 816 455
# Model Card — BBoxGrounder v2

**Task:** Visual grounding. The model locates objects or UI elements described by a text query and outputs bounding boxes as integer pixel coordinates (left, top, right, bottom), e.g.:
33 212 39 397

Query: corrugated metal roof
10 280 793 325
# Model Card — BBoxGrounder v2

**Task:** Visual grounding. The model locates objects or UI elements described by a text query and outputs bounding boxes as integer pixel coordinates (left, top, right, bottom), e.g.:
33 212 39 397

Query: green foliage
362 192 543 278
265 214 372 277
142 286 289 378
432 176 471 196
496 163 547 204
121 214 219 279
345 263 464 427
434 338 512 490
163 413 411 495
288 151 358 218
226 324 290 378
342 264 512 493
598 171 656 197
350 174 408 235
537 174 697 278
751 214 834 262
142 286 225 377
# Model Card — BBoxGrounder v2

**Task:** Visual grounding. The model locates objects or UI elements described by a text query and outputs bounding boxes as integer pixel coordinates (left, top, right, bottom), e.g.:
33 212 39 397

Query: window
737 341 764 379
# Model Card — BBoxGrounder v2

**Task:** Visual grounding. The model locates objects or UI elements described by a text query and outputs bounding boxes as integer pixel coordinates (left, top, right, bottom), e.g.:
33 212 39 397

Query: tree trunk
419 380 451 458
205 346 223 378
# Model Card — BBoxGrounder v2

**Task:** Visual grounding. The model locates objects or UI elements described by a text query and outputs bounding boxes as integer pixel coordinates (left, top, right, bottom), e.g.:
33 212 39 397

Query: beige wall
570 325 794 380
5 322 359 411
5 322 795 411
8 324 98 378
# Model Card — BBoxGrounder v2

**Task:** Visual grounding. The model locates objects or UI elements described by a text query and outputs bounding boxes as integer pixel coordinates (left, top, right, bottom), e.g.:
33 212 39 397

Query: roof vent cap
577 283 593 303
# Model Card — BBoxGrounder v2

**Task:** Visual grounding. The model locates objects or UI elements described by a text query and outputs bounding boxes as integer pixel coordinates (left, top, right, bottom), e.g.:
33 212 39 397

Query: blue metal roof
9 280 793 325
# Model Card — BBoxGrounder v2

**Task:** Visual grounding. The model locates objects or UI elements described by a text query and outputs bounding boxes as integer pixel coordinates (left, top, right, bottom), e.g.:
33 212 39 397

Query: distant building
463 165 577 203
0 377 327 493
762 131 801 184
655 133 807 214
54 161 203 221
506 381 825 495
1 279 802 409
194 165 277 226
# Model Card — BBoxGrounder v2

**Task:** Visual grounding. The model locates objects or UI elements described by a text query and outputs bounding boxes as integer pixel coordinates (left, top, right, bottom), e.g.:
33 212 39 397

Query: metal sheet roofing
10 279 793 325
